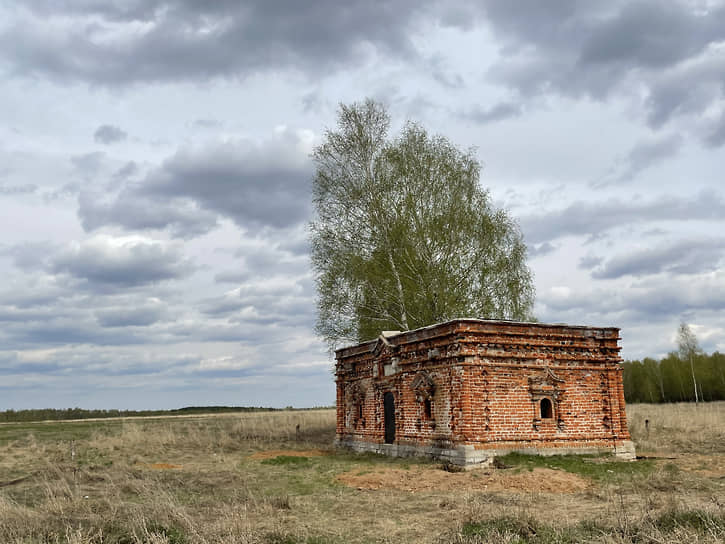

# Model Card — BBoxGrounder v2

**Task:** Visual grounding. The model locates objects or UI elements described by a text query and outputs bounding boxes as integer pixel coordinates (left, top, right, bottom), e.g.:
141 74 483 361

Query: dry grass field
0 403 724 543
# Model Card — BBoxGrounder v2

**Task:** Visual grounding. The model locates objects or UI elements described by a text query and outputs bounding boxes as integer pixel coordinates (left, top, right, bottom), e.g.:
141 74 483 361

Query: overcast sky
1 1 724 410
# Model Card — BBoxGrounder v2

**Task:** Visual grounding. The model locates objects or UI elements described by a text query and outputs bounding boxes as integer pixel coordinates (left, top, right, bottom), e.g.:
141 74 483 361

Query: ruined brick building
335 319 635 467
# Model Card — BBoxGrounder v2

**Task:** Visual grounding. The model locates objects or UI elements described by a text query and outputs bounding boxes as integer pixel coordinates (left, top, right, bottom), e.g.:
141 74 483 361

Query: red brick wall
335 319 631 453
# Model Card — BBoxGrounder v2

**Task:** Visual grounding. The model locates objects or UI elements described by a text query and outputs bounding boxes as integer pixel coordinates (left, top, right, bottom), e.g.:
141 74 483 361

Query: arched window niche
423 398 432 419
528 367 564 430
410 371 436 422
540 397 554 419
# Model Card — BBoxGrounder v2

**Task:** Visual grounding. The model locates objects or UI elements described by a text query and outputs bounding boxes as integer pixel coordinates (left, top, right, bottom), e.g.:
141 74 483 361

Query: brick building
335 319 635 467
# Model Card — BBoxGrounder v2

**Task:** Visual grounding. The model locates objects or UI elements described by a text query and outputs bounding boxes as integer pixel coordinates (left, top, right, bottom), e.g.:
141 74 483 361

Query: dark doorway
384 392 395 444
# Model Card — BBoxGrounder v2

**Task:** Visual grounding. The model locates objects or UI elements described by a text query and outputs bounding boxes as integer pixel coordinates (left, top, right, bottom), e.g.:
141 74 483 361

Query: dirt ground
336 465 590 493
664 452 725 478
248 449 332 460
135 462 184 470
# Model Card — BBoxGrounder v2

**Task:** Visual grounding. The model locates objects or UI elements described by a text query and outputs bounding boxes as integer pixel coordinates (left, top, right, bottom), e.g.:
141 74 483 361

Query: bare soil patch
135 462 183 470
336 465 590 493
249 449 331 460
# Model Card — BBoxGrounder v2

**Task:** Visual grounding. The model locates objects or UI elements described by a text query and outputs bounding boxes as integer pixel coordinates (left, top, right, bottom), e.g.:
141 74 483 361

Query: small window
540 398 553 419
423 398 432 419
357 402 363 421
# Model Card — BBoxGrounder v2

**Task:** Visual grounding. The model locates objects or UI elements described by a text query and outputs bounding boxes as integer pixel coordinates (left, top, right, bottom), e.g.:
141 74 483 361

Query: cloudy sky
1 1 724 410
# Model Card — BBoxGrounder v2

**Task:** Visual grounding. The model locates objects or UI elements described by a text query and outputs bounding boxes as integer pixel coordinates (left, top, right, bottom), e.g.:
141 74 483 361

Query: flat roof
335 317 620 357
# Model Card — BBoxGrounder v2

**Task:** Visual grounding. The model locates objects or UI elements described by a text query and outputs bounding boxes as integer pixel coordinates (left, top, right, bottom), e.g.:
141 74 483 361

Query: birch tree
677 322 702 403
310 99 535 350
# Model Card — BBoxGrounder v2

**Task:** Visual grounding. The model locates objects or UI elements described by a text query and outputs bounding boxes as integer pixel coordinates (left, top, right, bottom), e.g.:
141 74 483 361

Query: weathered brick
334 319 635 466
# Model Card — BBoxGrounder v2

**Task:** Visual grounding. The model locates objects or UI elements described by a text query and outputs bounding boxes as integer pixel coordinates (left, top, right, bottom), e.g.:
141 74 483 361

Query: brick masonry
334 319 635 466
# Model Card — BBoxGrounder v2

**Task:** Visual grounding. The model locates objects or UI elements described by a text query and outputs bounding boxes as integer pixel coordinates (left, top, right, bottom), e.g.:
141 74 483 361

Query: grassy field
0 403 723 543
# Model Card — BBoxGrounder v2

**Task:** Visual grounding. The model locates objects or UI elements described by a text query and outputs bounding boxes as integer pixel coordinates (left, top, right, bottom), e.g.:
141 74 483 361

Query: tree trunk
387 250 409 331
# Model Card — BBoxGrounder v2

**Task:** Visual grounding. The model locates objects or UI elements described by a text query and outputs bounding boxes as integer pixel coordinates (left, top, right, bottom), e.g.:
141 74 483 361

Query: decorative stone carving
528 367 564 400
410 371 436 402
529 367 565 430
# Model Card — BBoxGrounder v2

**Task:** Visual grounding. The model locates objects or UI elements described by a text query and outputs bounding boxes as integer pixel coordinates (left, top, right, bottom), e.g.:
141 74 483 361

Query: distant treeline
0 405 332 423
622 352 725 403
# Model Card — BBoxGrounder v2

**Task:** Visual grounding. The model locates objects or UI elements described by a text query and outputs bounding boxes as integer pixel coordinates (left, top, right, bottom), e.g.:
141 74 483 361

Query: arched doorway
384 392 395 444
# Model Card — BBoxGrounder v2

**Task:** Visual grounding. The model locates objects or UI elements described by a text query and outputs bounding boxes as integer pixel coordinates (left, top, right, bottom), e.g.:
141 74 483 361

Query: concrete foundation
337 438 637 467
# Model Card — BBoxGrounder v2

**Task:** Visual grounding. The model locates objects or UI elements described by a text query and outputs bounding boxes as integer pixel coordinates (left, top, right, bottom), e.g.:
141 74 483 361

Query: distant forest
0 406 329 423
622 352 725 403
3 353 724 421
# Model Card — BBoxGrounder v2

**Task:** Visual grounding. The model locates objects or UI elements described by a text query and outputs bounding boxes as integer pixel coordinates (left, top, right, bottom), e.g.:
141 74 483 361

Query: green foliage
622 350 725 403
622 323 725 403
310 99 535 350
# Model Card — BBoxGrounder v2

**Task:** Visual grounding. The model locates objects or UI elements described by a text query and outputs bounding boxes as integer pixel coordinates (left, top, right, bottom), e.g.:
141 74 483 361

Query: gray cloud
94 125 127 145
78 189 219 239
95 304 165 328
427 54 464 89
0 241 56 270
3 320 146 348
113 161 139 180
540 274 725 324
79 129 312 236
704 110 725 148
192 119 222 130
527 242 557 258
71 151 105 178
0 1 452 85
460 101 523 124
521 190 725 244
144 134 312 229
600 133 683 186
578 255 603 270
215 252 309 284
590 238 725 279
482 1 725 145
201 279 311 318
0 183 37 195
52 235 193 288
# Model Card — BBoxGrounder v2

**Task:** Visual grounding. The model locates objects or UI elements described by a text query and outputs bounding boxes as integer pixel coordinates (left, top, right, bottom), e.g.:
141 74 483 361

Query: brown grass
627 401 725 454
0 404 723 543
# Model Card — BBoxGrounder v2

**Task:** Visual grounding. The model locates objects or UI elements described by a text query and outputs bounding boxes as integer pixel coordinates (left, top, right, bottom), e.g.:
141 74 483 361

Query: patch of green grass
461 517 592 544
265 533 342 544
331 449 437 469
243 449 437 499
75 447 113 468
495 452 654 482
146 522 187 544
261 455 310 466
459 510 725 543
653 509 725 533
0 420 123 445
